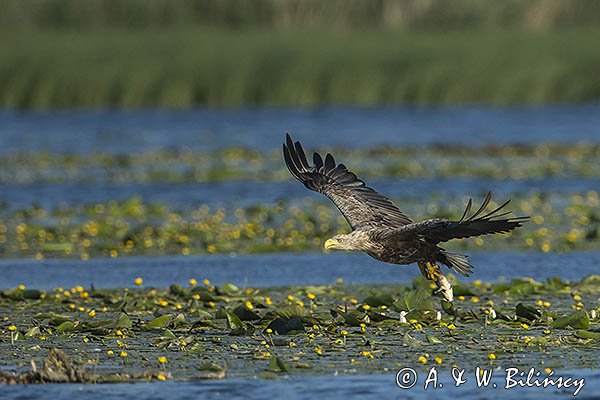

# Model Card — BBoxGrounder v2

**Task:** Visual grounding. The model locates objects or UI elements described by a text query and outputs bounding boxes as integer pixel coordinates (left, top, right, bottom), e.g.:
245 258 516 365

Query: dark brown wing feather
382 191 528 243
283 133 412 229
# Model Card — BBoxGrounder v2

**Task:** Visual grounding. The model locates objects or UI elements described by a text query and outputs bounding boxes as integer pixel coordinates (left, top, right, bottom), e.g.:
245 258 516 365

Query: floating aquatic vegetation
0 189 598 259
0 275 598 382
0 144 599 184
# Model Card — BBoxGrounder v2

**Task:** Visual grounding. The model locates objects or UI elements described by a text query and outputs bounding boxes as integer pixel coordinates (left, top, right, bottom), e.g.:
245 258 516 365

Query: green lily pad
575 330 600 340
393 289 434 312
343 310 370 327
516 303 542 322
56 321 77 332
219 283 240 295
553 310 590 329
147 314 173 329
115 313 132 329
233 305 261 321
544 277 567 291
267 355 289 373
265 316 304 335
275 305 311 320
24 326 41 337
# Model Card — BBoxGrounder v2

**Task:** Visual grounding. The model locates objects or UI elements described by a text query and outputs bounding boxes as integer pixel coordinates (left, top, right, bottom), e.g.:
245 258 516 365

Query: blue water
1 252 599 290
2 104 600 155
0 369 597 400
1 177 598 211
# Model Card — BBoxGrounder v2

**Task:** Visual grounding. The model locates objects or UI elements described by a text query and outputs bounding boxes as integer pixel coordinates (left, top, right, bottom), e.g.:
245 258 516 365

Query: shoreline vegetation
3 1 600 107
1 27 600 108
1 276 599 382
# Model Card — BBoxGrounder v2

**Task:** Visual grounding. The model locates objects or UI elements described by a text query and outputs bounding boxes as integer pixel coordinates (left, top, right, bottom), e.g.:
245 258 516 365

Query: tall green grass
2 28 600 108
4 0 600 31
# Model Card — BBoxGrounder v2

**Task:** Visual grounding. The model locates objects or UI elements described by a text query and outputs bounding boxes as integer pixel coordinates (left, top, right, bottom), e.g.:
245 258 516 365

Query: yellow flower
362 304 371 310
189 278 197 286
307 293 316 300
265 296 272 305
458 296 465 301
361 350 374 359
541 242 550 253
107 350 114 355
266 328 273 334
193 294 201 300
418 356 427 364
8 325 17 331
488 353 496 360
119 351 127 358
471 297 480 303
88 310 96 317
157 356 168 364
447 323 456 330
340 330 348 336
545 368 553 374
287 294 295 301
156 373 167 381
473 280 482 287
159 299 168 307
134 277 143 286
18 284 25 291
521 323 529 329
573 294 582 302
314 347 323 355
435 357 442 365
245 300 254 310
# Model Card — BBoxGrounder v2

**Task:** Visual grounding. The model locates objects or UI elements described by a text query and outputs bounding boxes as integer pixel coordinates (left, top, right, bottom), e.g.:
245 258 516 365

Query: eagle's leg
418 261 454 302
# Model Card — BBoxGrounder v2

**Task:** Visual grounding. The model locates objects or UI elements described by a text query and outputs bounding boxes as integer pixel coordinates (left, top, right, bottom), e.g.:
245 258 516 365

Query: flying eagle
283 134 527 301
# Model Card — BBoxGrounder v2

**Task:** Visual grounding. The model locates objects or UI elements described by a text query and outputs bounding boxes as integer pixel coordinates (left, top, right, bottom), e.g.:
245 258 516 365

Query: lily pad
393 289 434 312
267 355 289 373
147 314 173 329
515 303 542 322
553 310 590 329
265 317 304 335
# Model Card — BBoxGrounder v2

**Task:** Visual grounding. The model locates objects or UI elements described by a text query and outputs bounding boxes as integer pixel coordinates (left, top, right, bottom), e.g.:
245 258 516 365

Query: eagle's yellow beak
324 238 338 250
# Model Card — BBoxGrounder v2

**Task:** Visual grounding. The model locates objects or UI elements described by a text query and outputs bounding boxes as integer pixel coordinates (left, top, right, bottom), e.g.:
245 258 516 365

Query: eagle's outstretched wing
283 133 412 229
380 191 528 243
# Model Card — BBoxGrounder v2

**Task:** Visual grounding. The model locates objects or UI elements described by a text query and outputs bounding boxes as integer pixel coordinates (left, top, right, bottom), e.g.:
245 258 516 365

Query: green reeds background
2 0 600 108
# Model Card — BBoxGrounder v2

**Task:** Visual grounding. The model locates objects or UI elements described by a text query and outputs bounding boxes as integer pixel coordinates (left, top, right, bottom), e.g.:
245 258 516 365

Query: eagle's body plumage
283 134 528 290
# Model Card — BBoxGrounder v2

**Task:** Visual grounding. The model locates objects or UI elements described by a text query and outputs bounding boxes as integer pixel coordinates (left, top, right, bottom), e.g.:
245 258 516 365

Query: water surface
2 104 600 155
2 252 599 290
